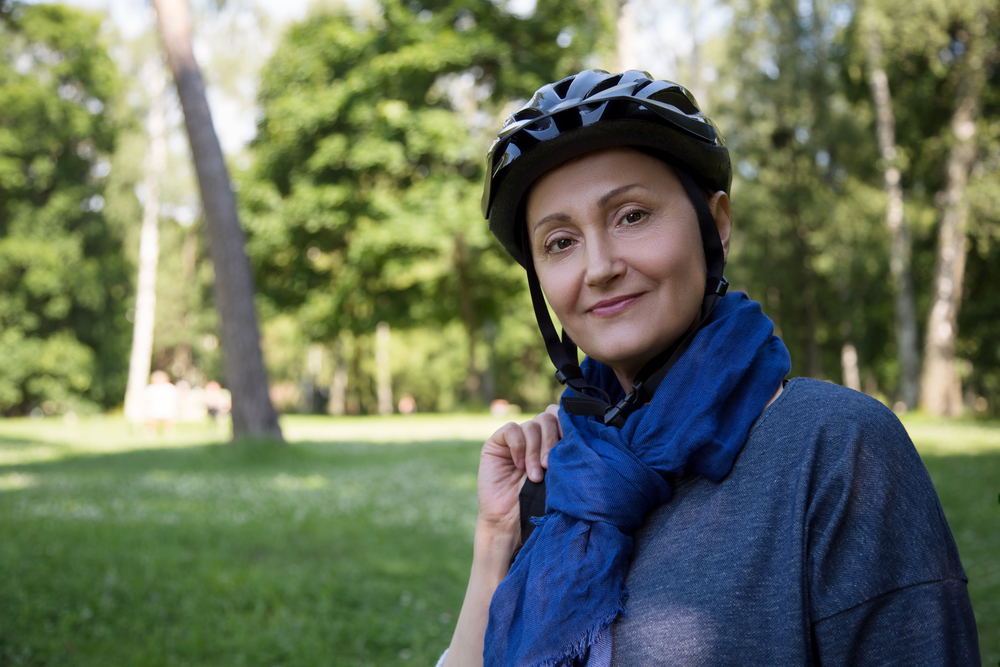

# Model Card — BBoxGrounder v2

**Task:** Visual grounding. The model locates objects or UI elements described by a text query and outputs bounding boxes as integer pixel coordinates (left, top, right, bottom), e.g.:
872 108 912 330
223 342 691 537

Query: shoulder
756 380 966 620
753 377 930 510
759 377 903 432
749 377 913 468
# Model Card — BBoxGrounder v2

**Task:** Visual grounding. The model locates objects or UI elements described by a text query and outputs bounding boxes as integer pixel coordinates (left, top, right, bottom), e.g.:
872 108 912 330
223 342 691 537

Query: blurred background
2 0 998 423
2 2 999 663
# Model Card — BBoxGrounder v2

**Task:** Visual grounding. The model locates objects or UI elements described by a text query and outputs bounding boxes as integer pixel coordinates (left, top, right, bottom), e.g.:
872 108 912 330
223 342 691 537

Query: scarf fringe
524 591 628 667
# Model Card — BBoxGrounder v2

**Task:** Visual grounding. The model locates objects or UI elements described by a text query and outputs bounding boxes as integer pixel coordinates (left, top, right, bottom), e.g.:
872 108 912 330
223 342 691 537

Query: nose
583 234 624 287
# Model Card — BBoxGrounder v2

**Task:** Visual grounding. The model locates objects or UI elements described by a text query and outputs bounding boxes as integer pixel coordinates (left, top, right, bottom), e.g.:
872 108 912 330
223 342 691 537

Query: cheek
535 264 578 318
632 235 707 307
636 234 702 279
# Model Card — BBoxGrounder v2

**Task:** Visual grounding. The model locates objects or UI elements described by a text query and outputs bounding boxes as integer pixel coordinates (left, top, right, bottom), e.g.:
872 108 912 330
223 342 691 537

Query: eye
622 210 645 225
545 237 575 254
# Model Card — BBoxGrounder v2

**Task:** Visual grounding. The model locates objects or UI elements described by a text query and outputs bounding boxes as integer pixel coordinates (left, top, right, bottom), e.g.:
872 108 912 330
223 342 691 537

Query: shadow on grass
0 434 482 475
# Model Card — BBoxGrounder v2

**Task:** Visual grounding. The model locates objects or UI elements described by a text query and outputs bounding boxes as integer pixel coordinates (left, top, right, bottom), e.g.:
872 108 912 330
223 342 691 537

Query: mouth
588 293 644 317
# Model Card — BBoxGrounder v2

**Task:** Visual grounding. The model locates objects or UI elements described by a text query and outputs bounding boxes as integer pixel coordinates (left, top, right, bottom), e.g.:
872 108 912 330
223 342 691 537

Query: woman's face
525 147 731 389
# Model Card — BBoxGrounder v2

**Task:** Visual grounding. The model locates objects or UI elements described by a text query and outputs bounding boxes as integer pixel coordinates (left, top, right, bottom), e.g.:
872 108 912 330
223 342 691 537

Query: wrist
473 517 520 567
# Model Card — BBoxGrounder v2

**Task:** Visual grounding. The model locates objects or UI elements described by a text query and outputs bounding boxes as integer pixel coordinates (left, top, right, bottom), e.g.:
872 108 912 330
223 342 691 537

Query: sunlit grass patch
901 413 1000 456
280 412 510 444
902 416 999 666
0 471 36 490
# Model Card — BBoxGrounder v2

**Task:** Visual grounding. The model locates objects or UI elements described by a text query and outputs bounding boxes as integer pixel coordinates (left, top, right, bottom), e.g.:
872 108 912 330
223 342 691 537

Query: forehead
525 147 679 213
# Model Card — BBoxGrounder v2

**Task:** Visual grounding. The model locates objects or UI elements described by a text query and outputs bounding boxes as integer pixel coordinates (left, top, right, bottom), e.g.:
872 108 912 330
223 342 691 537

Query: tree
151 0 282 439
862 4 920 409
920 2 994 416
0 2 132 415
720 0 893 389
242 0 614 411
123 57 168 424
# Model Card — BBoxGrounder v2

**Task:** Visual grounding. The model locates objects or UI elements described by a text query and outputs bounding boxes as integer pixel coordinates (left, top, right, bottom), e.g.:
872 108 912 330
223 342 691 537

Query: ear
707 191 732 264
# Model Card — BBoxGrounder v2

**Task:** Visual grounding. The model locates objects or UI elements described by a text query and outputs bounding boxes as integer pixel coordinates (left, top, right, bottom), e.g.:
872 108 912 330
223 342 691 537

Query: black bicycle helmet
484 69 731 266
483 69 732 427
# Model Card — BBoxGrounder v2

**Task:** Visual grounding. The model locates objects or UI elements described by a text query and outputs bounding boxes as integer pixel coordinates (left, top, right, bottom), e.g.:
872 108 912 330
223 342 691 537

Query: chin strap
524 168 728 429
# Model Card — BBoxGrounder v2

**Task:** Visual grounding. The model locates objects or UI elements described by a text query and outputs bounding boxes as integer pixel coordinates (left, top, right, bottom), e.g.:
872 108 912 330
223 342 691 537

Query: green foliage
0 414 996 663
720 0 1000 405
721 0 894 385
0 2 131 414
242 0 611 410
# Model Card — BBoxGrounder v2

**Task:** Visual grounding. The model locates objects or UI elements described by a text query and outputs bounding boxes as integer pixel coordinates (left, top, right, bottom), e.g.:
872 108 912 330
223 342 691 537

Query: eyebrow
531 183 649 234
599 183 647 207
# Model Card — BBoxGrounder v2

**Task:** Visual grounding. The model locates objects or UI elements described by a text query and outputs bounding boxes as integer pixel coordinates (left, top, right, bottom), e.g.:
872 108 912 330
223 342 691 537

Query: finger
536 413 561 469
502 422 528 470
544 404 562 436
520 420 544 483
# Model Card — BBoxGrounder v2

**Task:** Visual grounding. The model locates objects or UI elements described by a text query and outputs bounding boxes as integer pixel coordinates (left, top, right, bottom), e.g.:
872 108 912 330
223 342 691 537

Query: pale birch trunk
841 343 862 392
152 0 282 440
616 0 638 72
375 322 392 416
919 11 987 417
863 11 920 410
123 58 167 424
328 337 347 416
920 99 977 416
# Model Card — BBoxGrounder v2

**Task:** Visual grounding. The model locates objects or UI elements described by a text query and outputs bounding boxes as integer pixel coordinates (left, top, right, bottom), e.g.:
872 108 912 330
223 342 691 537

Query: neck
612 368 635 394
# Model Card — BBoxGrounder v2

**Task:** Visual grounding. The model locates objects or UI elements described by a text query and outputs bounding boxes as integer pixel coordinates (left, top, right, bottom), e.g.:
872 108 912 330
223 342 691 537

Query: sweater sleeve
812 579 979 666
801 389 979 663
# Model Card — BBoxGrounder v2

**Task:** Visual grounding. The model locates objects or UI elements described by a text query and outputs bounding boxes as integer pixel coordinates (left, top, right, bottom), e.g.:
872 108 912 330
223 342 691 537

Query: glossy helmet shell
482 69 731 266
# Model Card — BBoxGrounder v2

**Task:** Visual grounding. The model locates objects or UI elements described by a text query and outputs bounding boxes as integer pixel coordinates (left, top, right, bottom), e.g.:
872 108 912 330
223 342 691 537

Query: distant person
204 380 231 431
440 70 979 666
144 370 178 436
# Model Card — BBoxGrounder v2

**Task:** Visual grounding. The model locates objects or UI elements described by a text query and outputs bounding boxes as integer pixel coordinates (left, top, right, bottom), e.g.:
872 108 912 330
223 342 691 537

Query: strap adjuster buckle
706 276 729 296
555 364 584 384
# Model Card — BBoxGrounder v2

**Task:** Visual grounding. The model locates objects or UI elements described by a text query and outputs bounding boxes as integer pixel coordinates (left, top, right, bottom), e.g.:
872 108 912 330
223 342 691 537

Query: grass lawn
0 411 996 666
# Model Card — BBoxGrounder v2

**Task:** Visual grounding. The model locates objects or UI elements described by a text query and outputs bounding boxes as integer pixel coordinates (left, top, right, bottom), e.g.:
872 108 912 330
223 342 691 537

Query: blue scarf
484 293 791 667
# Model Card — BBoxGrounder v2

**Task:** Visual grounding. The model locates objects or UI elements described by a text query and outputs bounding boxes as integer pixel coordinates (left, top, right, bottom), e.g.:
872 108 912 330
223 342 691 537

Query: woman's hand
476 404 562 536
442 404 563 667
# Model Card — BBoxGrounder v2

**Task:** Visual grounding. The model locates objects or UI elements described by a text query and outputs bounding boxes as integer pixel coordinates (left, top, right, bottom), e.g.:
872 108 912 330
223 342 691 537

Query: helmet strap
522 221 613 411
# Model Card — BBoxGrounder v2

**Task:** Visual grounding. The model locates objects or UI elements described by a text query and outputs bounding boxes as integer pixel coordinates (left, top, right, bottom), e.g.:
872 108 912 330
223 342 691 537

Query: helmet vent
587 75 623 98
525 116 553 132
631 78 655 95
552 77 573 98
649 88 699 115
512 108 543 123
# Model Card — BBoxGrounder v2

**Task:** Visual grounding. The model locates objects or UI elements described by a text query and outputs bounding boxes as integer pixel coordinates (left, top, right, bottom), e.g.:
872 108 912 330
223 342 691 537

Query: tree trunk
796 236 822 379
328 337 347 416
481 319 497 405
123 57 167 424
863 11 920 410
454 233 480 402
920 12 987 417
841 343 861 392
375 322 392 416
151 0 281 440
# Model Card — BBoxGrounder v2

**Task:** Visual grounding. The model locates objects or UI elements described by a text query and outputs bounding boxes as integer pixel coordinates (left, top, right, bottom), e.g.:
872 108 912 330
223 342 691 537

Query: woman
441 70 978 667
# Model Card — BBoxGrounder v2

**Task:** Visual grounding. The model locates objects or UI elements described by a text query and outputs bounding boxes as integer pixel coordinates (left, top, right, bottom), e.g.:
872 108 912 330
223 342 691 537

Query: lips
587 293 644 318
